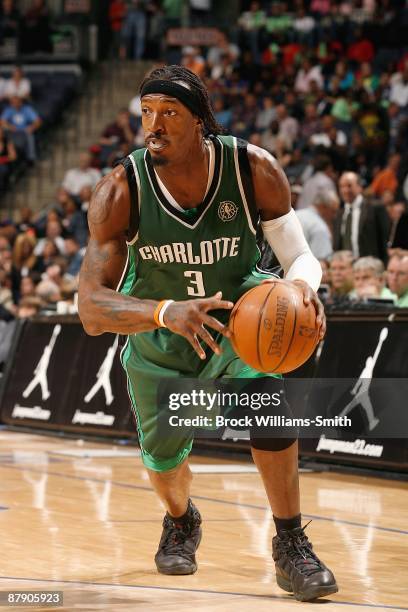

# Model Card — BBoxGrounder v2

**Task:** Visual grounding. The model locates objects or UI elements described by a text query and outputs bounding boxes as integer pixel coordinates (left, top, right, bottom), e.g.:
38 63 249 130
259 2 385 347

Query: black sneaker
272 521 338 602
155 499 202 575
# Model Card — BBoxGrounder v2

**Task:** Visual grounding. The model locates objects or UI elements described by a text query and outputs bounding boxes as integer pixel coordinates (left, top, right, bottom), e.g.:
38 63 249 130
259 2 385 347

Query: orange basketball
228 280 320 374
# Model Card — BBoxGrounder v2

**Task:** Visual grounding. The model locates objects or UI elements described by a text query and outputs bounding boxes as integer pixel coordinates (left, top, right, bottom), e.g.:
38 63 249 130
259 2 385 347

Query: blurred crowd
0 66 42 189
0 0 53 54
1 0 408 331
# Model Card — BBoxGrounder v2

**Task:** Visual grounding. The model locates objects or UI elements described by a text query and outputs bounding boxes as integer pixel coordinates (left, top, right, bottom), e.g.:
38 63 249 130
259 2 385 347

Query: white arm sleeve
261 209 322 292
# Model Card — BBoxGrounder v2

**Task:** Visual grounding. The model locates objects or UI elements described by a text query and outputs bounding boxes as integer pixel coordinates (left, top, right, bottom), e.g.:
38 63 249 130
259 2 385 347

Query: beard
150 154 169 167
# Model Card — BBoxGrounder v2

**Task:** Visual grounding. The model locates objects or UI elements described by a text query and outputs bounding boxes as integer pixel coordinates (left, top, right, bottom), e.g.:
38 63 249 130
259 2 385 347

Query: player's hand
291 279 326 340
163 291 234 359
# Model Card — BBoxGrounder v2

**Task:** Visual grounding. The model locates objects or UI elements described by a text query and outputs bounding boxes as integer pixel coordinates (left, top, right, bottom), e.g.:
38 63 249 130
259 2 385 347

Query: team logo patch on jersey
218 201 238 222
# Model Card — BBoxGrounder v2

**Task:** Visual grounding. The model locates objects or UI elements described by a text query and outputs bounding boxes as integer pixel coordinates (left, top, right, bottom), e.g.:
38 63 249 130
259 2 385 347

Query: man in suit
334 172 390 263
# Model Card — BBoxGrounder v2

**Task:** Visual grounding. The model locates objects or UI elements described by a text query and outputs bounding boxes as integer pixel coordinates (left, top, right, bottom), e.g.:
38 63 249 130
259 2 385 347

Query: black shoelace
279 521 324 577
159 516 193 557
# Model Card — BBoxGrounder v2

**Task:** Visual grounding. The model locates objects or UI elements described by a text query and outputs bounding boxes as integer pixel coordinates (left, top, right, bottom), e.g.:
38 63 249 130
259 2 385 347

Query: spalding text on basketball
267 296 289 356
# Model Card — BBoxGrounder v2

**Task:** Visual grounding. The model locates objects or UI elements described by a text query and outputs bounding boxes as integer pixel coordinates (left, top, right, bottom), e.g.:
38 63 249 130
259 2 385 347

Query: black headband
140 79 204 119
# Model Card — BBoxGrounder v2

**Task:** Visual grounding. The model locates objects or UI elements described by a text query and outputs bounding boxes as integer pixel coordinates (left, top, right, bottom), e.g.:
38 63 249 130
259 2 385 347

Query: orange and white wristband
153 299 174 328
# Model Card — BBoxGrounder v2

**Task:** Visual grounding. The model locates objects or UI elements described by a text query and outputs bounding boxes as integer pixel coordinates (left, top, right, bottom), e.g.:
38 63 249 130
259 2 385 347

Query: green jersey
119 134 261 305
117 135 277 472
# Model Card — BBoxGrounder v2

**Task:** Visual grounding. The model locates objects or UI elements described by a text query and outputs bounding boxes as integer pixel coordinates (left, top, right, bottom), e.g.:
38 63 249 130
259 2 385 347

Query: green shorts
121 329 279 472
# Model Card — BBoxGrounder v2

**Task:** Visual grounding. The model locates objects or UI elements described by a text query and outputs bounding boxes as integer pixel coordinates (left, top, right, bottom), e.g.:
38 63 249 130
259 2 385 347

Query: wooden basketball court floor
0 429 407 612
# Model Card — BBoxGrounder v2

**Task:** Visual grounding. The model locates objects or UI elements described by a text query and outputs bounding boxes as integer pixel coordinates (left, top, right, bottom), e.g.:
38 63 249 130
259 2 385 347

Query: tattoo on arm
88 180 116 226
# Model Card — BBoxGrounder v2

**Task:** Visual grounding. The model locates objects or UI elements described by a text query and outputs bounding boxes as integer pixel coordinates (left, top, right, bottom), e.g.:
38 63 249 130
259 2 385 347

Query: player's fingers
318 315 327 339
195 324 222 355
202 298 234 312
186 331 206 360
303 289 311 306
314 296 325 324
197 291 234 312
201 313 231 337
314 298 326 339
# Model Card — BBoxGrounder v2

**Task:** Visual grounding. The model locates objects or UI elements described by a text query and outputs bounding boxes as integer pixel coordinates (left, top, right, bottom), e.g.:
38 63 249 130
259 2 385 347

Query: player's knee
250 436 297 451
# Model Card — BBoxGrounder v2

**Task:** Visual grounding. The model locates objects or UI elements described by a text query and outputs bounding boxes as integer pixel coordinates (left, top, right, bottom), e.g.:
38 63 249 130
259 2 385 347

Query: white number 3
184 270 205 297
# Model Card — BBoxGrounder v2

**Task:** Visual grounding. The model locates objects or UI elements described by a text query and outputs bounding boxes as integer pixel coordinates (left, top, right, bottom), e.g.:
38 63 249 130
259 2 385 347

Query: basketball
229 280 320 374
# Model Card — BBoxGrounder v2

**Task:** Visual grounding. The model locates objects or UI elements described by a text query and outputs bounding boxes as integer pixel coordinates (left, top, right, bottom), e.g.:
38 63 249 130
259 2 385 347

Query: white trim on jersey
232 136 256 236
126 153 142 246
115 249 130 293
154 139 215 212
143 139 224 230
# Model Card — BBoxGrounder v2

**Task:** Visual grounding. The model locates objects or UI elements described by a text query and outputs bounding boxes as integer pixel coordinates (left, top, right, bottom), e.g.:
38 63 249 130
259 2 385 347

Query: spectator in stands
129 92 142 124
11 233 40 302
189 0 212 26
334 171 389 262
35 217 65 257
64 237 83 278
390 207 408 252
21 0 52 54
0 0 20 42
0 239 10 263
15 206 35 234
0 124 17 192
290 184 303 210
232 92 258 139
293 6 315 44
78 185 92 213
213 98 232 131
329 250 354 297
284 149 312 186
43 260 66 290
294 57 323 94
0 265 13 314
238 1 265 62
181 46 206 78
4 66 31 100
207 32 240 76
36 238 59 271
35 278 61 305
299 103 321 145
61 194 88 248
260 120 283 156
1 96 41 161
384 198 407 251
390 60 408 109
255 96 276 132
310 115 347 152
350 256 395 301
120 0 147 60
17 296 42 318
275 104 298 150
395 256 408 308
109 0 126 57
62 152 101 197
297 155 336 210
296 190 339 260
0 235 12 268
19 274 37 299
386 254 401 297
366 154 400 198
99 108 135 166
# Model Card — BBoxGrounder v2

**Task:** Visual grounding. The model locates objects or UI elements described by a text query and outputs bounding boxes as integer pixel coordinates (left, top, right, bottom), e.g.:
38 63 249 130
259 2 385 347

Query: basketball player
78 66 337 602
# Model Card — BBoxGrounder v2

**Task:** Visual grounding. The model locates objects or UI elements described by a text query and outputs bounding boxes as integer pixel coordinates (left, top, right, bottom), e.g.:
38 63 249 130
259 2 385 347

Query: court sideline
0 430 407 611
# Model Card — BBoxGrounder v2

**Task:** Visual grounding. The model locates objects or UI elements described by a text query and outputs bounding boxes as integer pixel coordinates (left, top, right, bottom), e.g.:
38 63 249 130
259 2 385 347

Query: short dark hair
140 65 224 136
